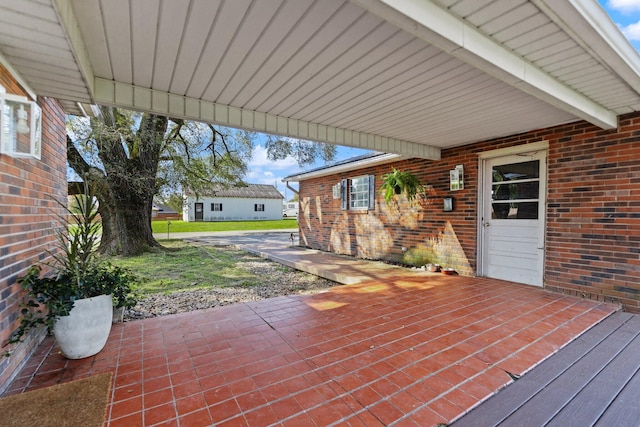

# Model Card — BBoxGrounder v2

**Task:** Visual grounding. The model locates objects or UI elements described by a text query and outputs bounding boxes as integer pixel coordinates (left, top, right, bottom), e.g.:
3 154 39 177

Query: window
0 88 42 160
491 160 540 219
340 175 375 210
211 203 222 211
350 176 370 209
254 204 265 212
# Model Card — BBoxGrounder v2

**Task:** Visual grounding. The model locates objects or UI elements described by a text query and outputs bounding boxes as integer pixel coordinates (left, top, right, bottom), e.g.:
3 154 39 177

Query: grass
109 240 265 295
152 218 297 234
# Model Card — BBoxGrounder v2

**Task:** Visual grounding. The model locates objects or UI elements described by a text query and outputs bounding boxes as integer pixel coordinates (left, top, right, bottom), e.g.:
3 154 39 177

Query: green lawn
109 240 268 294
152 218 298 234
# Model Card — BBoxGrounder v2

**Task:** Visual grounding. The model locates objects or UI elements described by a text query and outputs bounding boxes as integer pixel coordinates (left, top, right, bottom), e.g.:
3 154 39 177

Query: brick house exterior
0 65 67 392
292 112 640 313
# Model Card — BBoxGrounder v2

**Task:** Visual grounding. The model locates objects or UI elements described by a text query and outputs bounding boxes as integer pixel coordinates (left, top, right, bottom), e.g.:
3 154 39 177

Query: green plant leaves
5 184 139 352
380 168 424 204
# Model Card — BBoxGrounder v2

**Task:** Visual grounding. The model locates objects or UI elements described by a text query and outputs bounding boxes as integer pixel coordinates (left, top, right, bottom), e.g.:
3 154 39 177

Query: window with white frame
339 175 375 210
350 176 370 209
254 203 265 212
211 203 222 211
0 86 42 160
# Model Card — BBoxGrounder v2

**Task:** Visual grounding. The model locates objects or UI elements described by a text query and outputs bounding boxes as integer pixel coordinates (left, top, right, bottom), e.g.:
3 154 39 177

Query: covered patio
4 246 616 426
0 1 638 424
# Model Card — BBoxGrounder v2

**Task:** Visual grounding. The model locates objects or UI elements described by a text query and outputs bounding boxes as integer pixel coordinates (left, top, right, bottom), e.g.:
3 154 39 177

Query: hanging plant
380 168 424 204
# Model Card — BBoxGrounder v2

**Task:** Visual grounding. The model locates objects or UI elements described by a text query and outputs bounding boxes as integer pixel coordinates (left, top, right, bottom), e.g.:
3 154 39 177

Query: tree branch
92 106 129 167
66 135 105 182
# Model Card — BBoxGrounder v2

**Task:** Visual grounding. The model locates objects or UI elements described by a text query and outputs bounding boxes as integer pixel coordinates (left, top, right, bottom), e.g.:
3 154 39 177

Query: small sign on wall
450 164 464 191
443 197 453 212
332 182 341 199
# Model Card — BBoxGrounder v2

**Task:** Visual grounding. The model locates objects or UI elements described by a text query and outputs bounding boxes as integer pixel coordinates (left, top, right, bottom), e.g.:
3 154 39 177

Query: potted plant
380 167 424 204
5 184 138 359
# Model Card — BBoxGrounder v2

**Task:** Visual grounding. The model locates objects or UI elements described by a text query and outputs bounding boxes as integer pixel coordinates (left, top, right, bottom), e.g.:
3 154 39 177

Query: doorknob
483 222 490 227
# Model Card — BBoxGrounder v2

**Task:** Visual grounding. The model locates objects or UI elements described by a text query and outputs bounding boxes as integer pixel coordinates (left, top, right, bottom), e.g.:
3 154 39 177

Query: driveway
155 229 299 247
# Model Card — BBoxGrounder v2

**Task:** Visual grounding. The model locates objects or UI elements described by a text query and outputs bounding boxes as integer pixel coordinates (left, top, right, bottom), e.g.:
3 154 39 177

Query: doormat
0 372 112 427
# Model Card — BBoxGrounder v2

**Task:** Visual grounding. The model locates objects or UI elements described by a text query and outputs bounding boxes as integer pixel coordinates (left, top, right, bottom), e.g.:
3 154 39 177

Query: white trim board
478 141 550 159
93 78 442 160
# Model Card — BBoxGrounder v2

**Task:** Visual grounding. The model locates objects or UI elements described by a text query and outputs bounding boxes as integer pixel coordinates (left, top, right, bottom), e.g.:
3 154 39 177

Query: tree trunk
67 108 167 256
96 183 160 256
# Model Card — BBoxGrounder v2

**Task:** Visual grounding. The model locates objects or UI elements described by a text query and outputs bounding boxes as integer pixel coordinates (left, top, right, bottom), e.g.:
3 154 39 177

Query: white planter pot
53 294 113 359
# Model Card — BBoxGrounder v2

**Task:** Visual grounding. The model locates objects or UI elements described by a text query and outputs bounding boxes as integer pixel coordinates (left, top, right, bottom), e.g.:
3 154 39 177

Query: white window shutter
341 179 347 210
368 175 375 210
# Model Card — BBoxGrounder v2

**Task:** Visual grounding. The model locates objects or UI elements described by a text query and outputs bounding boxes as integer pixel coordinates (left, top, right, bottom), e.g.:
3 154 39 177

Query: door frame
476 141 549 281
194 202 204 221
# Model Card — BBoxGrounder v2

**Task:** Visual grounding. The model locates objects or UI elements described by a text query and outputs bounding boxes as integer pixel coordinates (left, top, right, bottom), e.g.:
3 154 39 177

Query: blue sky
600 0 640 51
245 142 370 199
248 1 640 197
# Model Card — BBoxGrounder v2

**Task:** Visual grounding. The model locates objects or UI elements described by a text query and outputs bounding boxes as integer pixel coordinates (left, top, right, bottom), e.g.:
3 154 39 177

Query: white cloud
244 145 299 192
244 145 301 194
620 20 640 40
245 169 278 185
608 0 640 12
244 168 298 197
249 145 298 168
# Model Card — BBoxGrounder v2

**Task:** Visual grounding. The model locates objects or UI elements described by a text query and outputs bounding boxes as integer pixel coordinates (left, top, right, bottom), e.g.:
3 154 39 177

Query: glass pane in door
491 160 540 219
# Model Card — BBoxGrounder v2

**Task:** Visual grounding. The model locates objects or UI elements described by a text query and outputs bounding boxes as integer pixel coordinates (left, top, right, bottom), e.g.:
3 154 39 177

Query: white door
480 152 546 286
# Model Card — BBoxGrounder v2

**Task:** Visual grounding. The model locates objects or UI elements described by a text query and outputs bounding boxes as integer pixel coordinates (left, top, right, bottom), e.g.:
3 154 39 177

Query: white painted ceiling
1 0 639 159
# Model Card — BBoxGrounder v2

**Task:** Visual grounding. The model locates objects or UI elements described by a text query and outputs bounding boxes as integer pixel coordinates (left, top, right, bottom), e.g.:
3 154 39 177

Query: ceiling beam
52 0 95 98
351 0 618 130
537 0 640 95
93 78 441 160
0 51 36 100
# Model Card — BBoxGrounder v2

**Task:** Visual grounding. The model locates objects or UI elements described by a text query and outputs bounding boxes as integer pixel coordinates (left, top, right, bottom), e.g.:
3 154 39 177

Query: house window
254 204 265 212
341 175 375 210
211 203 222 211
350 176 372 209
0 89 42 160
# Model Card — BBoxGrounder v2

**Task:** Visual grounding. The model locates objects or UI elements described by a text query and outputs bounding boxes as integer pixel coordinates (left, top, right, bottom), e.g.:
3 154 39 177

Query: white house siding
183 196 282 221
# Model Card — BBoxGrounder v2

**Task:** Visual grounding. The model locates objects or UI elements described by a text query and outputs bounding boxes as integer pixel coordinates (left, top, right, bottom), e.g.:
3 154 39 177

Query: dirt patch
124 250 339 320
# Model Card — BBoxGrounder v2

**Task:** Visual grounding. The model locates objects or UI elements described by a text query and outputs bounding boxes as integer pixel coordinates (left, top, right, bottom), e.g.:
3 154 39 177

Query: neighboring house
183 184 283 221
152 202 180 220
0 65 66 391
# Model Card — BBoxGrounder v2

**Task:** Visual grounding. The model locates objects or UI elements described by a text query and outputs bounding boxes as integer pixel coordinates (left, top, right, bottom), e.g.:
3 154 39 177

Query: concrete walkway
154 228 298 242
181 230 423 286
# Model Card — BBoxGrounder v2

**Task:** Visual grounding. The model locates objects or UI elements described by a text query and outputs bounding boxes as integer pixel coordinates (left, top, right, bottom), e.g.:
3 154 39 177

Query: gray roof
186 184 283 199
152 203 177 214
283 152 405 182
283 151 382 180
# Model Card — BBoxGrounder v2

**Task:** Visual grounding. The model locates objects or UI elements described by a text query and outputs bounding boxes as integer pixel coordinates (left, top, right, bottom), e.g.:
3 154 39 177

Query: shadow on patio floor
4 241 618 426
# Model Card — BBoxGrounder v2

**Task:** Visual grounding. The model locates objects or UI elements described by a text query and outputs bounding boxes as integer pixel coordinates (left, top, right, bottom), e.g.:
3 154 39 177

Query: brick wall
0 64 67 392
545 113 640 312
298 156 478 277
298 111 640 312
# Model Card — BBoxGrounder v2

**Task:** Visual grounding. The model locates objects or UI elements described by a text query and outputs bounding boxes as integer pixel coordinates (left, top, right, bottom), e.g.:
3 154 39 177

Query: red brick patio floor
4 274 616 426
